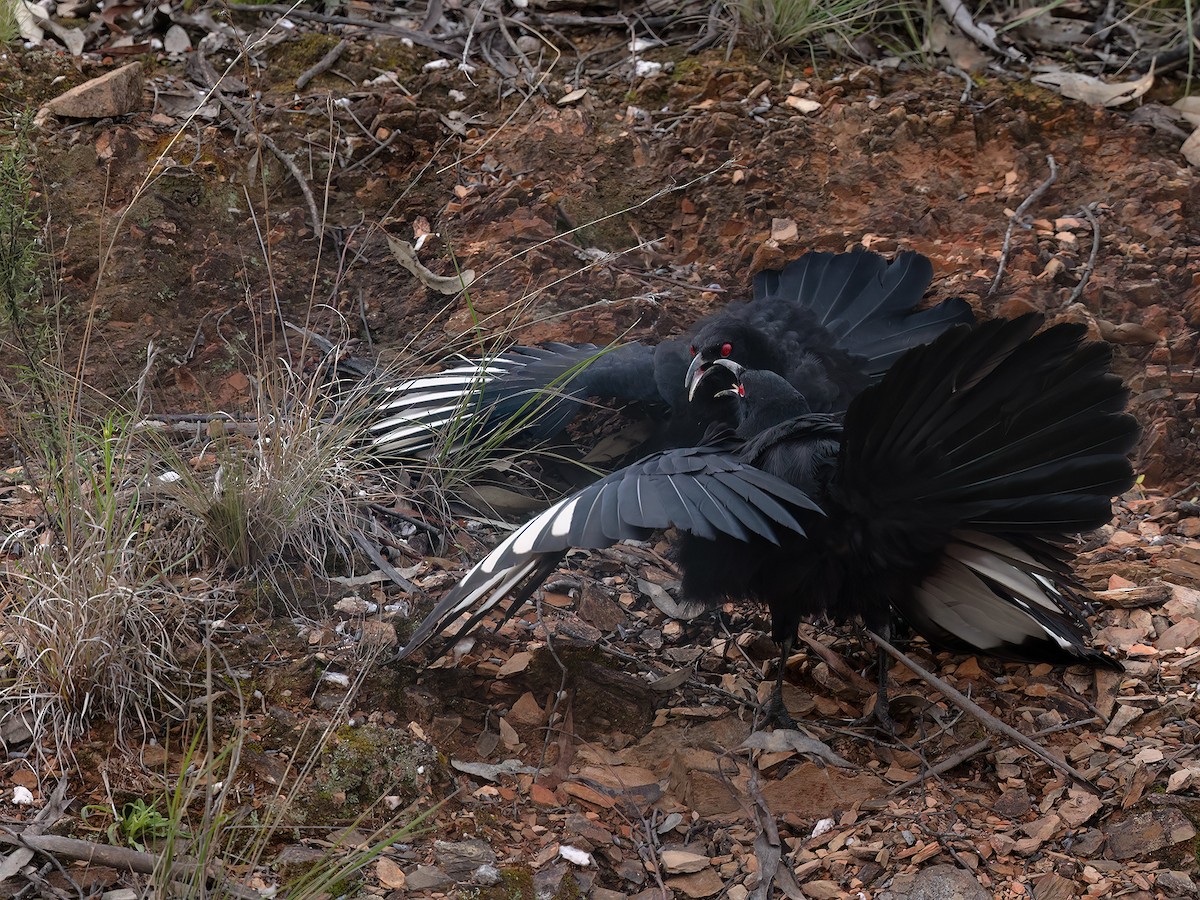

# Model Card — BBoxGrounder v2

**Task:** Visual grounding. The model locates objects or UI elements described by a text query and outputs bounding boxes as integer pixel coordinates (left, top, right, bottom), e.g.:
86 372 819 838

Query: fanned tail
835 314 1138 664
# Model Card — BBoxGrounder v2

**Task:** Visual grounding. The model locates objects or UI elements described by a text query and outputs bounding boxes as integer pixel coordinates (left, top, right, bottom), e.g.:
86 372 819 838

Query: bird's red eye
689 345 696 357
720 342 732 358
737 383 745 397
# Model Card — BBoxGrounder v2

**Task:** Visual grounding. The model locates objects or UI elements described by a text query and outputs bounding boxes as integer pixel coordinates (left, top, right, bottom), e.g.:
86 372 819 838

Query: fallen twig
792 627 876 695
188 53 324 238
867 631 1101 794
887 716 1101 795
939 0 1024 62
0 832 259 898
1067 203 1101 305
888 738 992 796
296 38 349 90
989 154 1057 296
226 3 459 54
946 66 973 104
746 766 805 900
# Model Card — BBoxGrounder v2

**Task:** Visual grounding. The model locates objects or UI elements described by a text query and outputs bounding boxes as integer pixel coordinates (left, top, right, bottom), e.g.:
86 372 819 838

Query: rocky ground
2 2 1200 898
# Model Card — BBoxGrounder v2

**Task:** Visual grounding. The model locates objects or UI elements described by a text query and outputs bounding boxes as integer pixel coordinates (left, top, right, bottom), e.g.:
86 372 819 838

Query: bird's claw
758 685 801 730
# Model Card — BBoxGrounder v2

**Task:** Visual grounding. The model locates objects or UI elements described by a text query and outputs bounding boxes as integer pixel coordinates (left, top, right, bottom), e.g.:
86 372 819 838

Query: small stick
946 66 973 104
867 631 1101 794
0 832 250 895
296 38 349 90
887 716 1101 795
989 155 1058 297
888 738 992 795
1066 203 1101 305
939 0 1024 62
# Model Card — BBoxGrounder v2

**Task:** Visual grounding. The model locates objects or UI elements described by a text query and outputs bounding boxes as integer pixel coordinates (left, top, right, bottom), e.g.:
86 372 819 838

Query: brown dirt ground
4 24 1200 900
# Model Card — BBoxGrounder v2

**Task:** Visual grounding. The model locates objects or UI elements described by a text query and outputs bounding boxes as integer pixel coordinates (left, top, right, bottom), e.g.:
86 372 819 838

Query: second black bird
397 314 1137 717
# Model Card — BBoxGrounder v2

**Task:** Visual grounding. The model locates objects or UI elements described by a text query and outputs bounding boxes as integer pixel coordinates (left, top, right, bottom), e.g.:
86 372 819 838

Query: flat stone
993 789 1032 819
1156 616 1200 650
1105 808 1197 860
1070 829 1105 857
1058 788 1103 828
509 690 546 725
47 62 143 118
1033 872 1077 900
666 869 724 898
403 865 453 891
660 850 709 874
434 839 496 881
1156 870 1198 897
879 864 989 899
615 858 647 885
801 880 843 899
274 844 325 866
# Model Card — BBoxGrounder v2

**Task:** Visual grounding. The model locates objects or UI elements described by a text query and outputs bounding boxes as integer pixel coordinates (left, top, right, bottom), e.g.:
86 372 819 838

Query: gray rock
403 865 453 891
433 839 496 882
993 789 1032 819
880 864 989 900
47 62 143 118
1105 808 1197 860
1156 870 1199 897
1066 829 1105 857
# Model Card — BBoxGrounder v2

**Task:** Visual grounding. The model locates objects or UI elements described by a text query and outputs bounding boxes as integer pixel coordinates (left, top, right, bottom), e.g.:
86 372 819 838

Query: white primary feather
944 540 1061 614
915 558 1046 648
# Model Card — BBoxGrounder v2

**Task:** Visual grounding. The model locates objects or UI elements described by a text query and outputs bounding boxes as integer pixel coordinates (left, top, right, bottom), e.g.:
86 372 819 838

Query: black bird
366 249 973 456
396 314 1137 721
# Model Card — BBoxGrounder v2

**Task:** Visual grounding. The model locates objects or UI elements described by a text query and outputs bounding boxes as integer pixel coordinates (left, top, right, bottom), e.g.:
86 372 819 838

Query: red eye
689 345 696 357
720 342 732 358
737 383 745 397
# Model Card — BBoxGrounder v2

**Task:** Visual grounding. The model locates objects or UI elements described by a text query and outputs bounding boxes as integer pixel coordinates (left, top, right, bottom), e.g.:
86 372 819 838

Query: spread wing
397 445 823 658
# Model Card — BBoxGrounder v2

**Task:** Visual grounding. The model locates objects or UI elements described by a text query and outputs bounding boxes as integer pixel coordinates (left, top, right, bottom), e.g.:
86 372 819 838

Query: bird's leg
871 644 899 735
758 634 799 730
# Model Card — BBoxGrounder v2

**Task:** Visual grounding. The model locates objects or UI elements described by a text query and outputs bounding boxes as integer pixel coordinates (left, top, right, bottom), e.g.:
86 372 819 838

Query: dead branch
867 631 1101 794
938 0 1024 62
225 3 459 54
1067 203 1101 305
989 155 1058 297
0 831 253 896
946 65 973 104
296 38 349 91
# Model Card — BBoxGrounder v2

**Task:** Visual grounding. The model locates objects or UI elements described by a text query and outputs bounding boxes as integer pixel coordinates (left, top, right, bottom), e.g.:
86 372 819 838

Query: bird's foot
853 695 899 737
758 685 800 730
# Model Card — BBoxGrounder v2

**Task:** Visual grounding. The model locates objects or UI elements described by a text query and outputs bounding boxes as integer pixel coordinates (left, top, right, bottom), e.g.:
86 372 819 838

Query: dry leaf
383 233 475 294
740 729 854 769
498 717 520 749
1182 126 1200 167
648 667 692 692
1032 68 1154 107
1173 96 1200 126
376 858 407 890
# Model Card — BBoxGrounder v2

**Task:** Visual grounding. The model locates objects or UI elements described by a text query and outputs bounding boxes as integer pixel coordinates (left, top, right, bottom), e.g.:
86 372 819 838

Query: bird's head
697 358 812 433
684 322 784 402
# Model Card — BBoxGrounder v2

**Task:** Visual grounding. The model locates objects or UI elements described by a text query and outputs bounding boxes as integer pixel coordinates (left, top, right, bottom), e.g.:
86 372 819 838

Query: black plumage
397 315 1137 695
367 249 973 456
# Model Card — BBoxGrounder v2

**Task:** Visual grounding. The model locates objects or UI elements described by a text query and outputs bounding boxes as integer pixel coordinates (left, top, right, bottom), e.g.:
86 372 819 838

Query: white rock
785 96 822 114
559 845 592 866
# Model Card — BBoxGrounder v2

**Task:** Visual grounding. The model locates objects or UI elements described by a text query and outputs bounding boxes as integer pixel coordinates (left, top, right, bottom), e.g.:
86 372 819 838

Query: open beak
685 354 709 401
687 356 744 401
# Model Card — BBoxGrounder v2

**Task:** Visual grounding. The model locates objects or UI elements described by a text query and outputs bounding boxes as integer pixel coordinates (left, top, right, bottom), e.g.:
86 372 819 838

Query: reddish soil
4 26 1200 900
